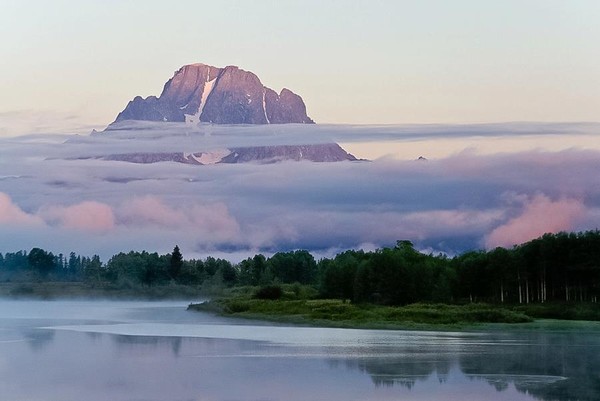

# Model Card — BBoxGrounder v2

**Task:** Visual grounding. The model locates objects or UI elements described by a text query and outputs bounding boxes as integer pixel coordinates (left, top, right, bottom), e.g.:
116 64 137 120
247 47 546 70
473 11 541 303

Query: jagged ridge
110 63 314 127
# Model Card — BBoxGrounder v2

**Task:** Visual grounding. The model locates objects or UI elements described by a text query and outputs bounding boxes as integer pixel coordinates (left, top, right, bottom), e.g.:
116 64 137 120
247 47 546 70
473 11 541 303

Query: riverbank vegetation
189 284 533 329
2 231 600 324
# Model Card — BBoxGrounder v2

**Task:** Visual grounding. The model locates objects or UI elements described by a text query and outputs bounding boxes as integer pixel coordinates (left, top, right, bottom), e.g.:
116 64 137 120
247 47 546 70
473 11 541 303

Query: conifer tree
169 245 183 280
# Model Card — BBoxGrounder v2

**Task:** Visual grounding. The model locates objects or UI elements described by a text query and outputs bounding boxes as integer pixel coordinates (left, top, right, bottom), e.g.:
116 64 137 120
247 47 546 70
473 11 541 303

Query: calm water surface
0 300 598 401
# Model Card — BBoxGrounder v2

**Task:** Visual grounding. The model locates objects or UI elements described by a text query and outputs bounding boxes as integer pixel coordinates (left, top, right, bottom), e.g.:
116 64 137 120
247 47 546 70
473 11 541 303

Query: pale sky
1 0 599 134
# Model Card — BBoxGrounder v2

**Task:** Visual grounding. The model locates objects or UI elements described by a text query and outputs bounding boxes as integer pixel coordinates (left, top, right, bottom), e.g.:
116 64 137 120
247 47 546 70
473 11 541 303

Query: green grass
189 294 534 330
512 302 600 321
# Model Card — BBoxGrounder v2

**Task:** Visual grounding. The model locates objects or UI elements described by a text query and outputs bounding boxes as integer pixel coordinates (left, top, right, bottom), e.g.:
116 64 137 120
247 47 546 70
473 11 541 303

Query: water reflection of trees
359 357 451 389
22 328 55 351
110 335 264 359
340 351 453 389
459 331 600 401
337 331 600 401
112 335 183 356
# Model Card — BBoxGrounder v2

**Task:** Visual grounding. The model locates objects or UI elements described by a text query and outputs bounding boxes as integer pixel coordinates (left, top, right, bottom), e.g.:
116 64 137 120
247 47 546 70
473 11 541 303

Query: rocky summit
110 63 314 127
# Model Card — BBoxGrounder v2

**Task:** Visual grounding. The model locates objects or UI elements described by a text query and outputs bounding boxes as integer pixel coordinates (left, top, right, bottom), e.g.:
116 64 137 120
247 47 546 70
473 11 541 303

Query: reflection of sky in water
1 300 598 401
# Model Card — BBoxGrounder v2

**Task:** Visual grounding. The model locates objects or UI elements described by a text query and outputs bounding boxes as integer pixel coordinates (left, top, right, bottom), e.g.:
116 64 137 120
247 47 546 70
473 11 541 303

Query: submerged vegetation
2 231 600 324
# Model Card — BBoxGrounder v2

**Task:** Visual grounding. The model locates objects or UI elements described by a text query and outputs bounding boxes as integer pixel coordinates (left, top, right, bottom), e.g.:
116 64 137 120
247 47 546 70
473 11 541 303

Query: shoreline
3 282 599 332
188 297 600 332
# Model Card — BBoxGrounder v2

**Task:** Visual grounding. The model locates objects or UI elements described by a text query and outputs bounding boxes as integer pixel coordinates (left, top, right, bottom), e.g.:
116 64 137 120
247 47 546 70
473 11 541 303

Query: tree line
1 231 600 305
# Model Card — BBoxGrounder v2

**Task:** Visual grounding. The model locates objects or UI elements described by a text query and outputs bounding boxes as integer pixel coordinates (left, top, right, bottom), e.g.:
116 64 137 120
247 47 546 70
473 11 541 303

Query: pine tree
169 245 183 280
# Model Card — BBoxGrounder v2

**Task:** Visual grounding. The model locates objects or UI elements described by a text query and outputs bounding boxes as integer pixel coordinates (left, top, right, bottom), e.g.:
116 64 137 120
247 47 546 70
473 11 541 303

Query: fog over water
1 122 599 260
1 300 599 401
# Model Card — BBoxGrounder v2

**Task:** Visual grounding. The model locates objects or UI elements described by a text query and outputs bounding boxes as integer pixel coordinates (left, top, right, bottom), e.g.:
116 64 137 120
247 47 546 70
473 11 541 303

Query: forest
1 231 600 306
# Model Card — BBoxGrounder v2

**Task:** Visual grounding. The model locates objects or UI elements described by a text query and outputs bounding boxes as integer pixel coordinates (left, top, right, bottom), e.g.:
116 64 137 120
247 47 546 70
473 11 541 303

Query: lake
0 300 598 401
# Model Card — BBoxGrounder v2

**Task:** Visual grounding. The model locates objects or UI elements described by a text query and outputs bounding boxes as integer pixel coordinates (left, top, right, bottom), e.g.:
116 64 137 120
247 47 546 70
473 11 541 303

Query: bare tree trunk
518 271 522 304
543 276 547 302
542 267 546 303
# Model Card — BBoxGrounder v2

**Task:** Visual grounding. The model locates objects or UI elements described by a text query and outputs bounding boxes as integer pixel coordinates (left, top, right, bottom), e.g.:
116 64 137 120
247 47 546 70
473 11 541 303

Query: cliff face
111 63 314 127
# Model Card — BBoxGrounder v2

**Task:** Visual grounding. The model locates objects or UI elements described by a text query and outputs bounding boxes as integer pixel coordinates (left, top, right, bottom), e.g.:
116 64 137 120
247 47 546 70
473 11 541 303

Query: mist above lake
1 300 598 401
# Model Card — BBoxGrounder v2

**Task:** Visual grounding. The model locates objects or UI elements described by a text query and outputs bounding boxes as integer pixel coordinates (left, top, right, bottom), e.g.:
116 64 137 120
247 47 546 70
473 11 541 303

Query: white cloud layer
0 122 599 260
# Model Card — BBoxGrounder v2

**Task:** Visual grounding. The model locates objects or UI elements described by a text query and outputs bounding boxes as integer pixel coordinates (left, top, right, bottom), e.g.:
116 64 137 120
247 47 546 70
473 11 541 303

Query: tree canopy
2 231 600 305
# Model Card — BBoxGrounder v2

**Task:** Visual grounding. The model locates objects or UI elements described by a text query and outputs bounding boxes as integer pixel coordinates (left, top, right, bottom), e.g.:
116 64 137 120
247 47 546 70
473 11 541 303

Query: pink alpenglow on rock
109 63 314 128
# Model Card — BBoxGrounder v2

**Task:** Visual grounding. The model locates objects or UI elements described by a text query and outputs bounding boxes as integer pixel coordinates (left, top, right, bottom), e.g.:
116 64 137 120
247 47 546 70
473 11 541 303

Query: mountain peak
110 63 314 127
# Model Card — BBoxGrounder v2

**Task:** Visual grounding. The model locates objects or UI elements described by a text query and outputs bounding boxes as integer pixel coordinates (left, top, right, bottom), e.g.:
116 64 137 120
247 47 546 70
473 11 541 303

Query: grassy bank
513 302 600 321
191 299 534 330
188 285 535 330
189 284 600 330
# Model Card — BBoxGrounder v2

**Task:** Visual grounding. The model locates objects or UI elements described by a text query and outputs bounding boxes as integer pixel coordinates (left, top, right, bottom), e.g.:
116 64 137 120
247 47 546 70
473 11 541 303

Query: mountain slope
110 63 314 127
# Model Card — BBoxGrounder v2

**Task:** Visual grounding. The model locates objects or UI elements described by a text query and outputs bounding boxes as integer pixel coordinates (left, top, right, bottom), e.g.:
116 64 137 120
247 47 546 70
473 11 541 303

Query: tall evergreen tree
169 245 183 280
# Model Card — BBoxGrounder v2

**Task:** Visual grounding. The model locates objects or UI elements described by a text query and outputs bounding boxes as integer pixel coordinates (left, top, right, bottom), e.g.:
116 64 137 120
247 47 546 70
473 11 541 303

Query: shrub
253 285 283 300
226 300 252 313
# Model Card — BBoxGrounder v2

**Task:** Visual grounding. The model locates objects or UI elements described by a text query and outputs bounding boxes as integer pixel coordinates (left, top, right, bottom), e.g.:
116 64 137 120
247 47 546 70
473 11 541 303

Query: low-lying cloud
485 194 586 249
0 122 599 260
118 196 240 242
0 193 43 226
40 201 116 232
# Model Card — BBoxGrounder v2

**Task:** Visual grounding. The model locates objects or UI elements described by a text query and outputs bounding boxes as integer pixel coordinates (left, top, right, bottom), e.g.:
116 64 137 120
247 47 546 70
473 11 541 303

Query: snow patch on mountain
262 88 270 124
83 143 359 166
185 77 217 125
194 149 231 165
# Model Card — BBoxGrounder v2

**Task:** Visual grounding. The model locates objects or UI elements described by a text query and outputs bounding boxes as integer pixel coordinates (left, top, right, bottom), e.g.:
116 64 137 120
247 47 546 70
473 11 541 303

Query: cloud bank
40 201 116 232
0 193 43 226
485 195 586 249
0 122 599 260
